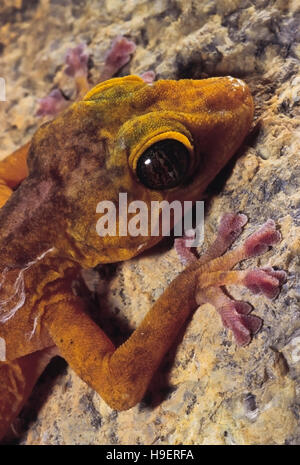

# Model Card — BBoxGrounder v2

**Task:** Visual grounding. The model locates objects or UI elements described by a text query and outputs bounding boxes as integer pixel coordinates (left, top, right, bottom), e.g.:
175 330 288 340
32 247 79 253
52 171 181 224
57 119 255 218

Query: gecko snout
222 76 254 112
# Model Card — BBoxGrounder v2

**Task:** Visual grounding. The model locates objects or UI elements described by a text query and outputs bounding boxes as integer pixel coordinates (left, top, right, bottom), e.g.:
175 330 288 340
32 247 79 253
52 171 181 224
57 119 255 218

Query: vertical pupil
136 139 190 190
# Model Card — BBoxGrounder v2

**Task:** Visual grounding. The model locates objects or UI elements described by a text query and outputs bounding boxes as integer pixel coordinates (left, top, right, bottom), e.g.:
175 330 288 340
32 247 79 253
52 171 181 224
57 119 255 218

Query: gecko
0 72 286 441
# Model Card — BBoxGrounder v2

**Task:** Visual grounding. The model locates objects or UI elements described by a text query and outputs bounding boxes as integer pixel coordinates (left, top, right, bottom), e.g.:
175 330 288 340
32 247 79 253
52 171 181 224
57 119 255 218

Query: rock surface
0 0 299 445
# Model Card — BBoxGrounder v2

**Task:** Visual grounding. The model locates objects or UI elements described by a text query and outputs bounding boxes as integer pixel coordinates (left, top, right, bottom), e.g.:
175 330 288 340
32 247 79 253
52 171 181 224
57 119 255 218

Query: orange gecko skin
0 75 254 439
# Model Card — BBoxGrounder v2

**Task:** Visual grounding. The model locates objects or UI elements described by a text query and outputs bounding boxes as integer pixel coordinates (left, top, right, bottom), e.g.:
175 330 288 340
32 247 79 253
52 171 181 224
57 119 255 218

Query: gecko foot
188 214 286 345
197 286 262 346
36 36 137 117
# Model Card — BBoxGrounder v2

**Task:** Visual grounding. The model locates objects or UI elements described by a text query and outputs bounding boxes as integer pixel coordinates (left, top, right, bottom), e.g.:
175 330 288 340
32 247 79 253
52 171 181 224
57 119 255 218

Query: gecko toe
218 212 248 243
244 219 281 257
243 268 283 299
220 303 262 346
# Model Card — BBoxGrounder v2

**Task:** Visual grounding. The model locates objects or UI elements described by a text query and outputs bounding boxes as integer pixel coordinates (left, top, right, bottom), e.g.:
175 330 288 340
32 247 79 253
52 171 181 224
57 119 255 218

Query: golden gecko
0 73 286 440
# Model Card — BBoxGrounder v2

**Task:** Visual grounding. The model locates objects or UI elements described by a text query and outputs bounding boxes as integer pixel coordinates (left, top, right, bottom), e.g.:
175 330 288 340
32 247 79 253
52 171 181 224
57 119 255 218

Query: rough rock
0 0 299 445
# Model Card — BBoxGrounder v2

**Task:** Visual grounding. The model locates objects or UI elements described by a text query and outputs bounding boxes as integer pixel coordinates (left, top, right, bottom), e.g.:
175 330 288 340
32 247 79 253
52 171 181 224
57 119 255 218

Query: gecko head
22 75 253 267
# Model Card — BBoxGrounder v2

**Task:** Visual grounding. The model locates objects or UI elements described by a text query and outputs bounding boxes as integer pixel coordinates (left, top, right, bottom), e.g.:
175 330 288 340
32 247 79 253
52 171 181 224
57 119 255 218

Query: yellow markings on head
83 75 145 101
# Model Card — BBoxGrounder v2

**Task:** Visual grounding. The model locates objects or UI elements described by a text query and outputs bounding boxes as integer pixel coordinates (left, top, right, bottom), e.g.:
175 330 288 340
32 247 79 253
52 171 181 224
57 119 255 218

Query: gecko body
0 75 285 440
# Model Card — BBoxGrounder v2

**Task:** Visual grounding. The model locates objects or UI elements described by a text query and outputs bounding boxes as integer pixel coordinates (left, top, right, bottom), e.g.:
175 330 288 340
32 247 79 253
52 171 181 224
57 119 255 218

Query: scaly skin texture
0 75 258 439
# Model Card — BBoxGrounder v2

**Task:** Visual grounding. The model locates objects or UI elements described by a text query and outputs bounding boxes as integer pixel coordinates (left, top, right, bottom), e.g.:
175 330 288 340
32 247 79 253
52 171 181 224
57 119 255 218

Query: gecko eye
136 139 190 190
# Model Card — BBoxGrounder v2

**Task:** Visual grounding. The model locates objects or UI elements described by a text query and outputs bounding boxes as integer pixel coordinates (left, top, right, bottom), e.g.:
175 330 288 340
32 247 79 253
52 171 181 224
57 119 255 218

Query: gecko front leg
43 216 285 411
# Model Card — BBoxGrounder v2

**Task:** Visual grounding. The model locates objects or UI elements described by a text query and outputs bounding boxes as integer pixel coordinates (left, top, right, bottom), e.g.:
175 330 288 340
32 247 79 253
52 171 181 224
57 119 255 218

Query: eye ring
136 139 191 190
